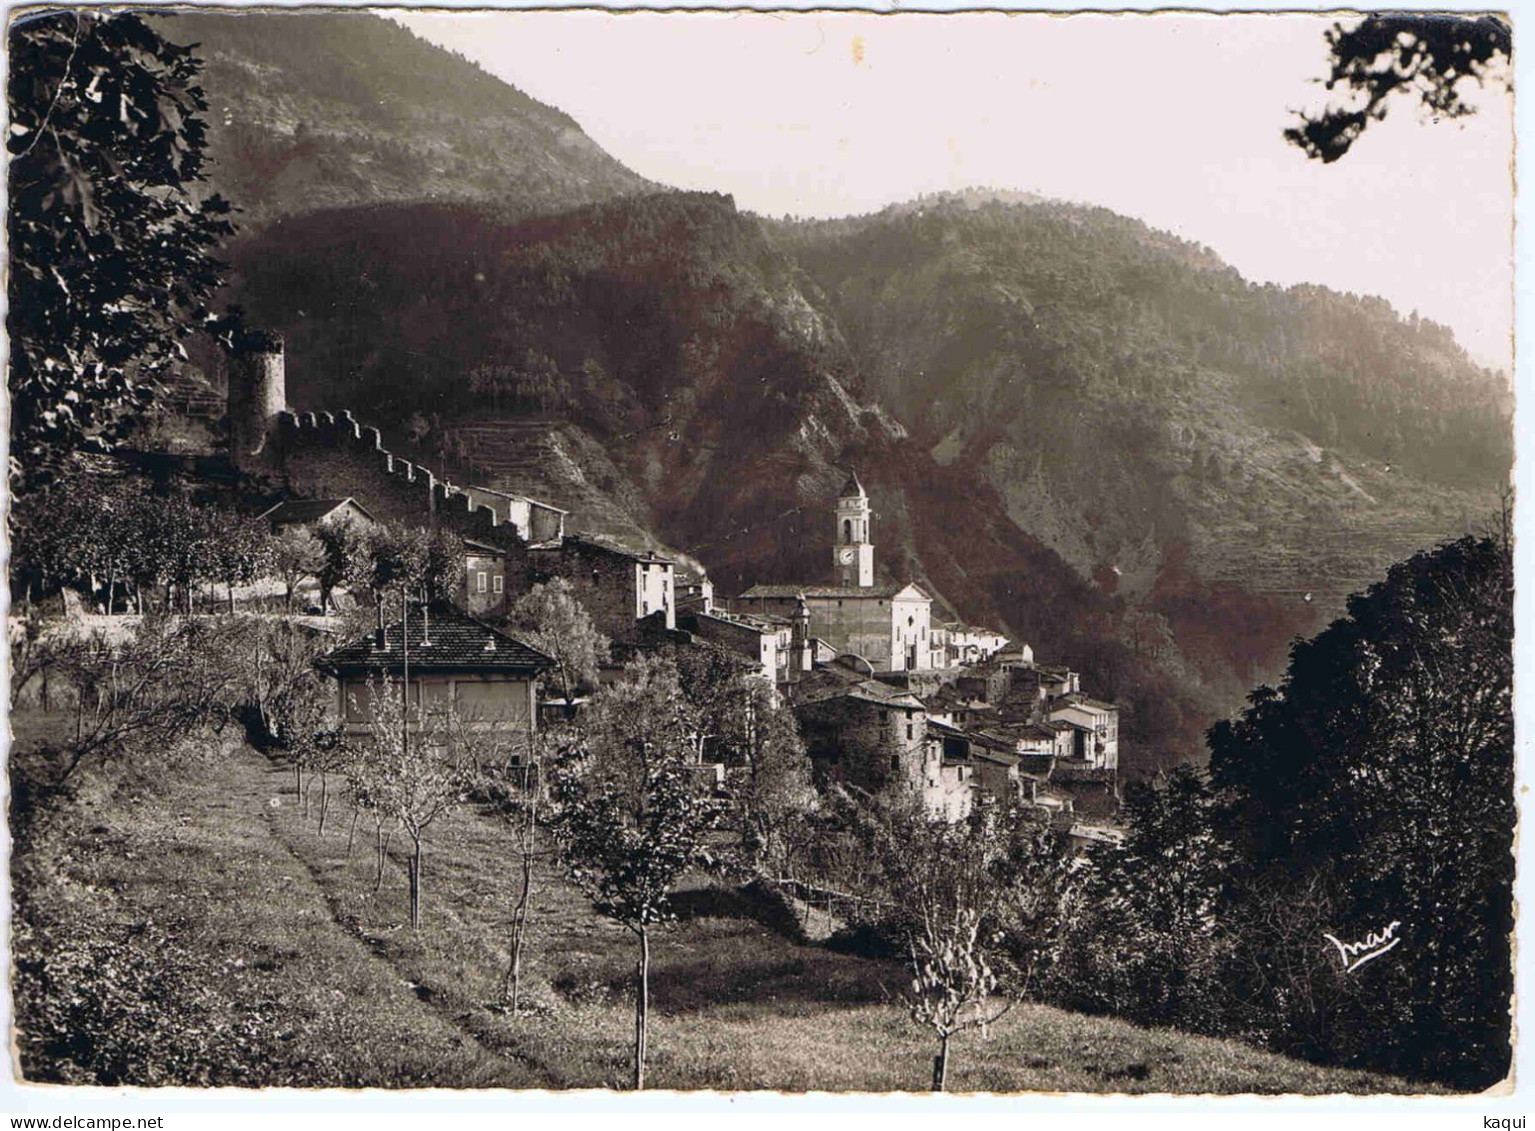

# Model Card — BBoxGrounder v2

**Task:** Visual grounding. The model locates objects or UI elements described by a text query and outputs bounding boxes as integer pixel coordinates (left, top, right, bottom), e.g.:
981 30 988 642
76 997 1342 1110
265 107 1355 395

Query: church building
735 472 938 673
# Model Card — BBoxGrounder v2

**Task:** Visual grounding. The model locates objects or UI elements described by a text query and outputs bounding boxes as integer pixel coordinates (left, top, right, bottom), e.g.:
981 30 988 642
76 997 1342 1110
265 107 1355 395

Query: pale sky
396 10 1514 372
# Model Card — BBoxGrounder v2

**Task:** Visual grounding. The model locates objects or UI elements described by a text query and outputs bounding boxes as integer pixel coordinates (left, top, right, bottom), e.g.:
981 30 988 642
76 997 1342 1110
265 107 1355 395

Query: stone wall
796 695 927 797
272 411 529 581
527 540 640 643
736 593 895 669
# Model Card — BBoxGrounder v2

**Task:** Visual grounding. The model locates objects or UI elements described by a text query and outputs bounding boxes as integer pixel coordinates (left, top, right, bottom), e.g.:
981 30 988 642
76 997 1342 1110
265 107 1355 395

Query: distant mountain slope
155 11 652 223
775 191 1509 648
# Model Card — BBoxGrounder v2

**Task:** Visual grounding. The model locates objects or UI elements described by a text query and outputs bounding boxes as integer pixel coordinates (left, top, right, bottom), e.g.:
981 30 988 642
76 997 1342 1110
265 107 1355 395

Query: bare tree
344 674 511 927
47 614 235 784
547 657 723 1089
495 731 562 1014
870 804 1076 1090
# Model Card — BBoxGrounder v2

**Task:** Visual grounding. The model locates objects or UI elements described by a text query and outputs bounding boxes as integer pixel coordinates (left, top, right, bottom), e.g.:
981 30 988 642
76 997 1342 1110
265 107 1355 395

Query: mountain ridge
157 11 653 223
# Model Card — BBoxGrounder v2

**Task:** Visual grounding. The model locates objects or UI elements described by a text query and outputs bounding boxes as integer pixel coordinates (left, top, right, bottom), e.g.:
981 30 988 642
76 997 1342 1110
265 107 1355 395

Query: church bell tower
834 471 874 588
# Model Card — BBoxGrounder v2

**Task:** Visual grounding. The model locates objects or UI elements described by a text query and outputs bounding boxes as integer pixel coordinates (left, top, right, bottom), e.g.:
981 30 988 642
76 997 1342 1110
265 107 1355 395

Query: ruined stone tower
227 329 286 470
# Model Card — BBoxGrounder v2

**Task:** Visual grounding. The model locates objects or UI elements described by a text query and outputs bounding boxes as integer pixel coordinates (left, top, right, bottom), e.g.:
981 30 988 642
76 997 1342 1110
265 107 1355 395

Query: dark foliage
1287 14 1511 163
8 12 235 483
1047 767 1231 1032
1208 530 1513 1088
1059 531 1513 1090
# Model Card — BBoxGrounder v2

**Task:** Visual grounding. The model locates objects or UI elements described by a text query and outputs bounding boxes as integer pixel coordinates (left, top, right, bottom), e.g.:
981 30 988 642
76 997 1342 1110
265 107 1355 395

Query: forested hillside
777 192 1509 686
155 12 651 222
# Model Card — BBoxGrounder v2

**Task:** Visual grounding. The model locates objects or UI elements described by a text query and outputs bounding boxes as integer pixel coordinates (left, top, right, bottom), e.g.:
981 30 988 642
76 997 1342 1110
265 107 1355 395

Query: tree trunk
933 1035 950 1092
503 803 536 1011
408 835 423 929
634 925 650 1090
228 581 236 615
346 810 359 859
317 772 329 835
374 826 391 892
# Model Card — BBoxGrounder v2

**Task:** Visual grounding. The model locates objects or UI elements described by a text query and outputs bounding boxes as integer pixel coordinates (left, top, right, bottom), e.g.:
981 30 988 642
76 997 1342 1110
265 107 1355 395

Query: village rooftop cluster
204 334 1124 839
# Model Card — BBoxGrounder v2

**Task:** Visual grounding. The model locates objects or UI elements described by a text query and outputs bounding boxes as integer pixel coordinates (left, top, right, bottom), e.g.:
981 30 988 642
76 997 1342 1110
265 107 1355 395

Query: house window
906 723 914 740
476 571 488 593
890 754 900 772
492 575 503 594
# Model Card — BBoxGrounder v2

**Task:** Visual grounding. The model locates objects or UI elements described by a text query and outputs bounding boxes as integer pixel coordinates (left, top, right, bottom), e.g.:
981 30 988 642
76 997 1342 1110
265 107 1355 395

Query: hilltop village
196 334 1121 833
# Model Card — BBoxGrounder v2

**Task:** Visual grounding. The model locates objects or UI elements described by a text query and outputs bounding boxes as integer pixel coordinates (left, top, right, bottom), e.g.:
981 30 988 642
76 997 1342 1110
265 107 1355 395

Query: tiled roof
970 744 1020 767
740 583 906 600
968 730 1022 754
261 497 373 526
1052 719 1096 733
798 675 924 711
1058 695 1119 712
319 604 552 674
704 609 792 630
1011 723 1062 741
534 534 673 565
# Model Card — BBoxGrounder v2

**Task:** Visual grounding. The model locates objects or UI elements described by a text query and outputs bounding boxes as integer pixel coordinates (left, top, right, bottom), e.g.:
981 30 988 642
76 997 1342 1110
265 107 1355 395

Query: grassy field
10 713 1439 1093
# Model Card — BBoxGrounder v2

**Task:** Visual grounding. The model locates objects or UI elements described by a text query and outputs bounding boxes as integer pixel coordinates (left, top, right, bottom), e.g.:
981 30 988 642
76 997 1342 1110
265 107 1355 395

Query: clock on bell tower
834 471 875 588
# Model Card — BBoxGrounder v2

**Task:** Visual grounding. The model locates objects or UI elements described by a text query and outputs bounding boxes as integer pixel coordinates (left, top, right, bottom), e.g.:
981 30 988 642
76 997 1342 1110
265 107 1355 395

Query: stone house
527 535 676 641
940 623 1014 666
793 668 971 821
1048 695 1121 772
795 674 928 797
684 609 795 685
967 728 1059 806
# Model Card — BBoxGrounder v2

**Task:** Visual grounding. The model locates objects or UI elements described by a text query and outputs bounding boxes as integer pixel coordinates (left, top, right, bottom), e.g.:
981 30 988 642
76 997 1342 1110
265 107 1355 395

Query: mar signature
1323 921 1402 974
